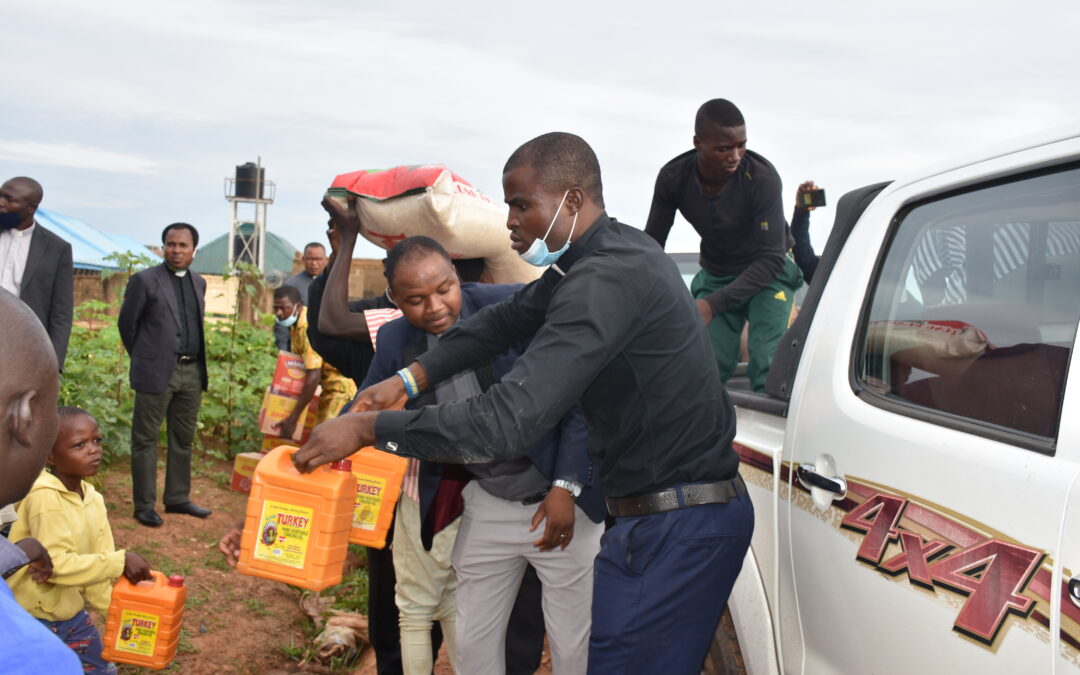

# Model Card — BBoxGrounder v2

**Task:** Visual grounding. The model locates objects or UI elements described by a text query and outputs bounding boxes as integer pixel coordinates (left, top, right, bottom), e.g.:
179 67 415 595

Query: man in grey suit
0 177 73 370
118 223 211 527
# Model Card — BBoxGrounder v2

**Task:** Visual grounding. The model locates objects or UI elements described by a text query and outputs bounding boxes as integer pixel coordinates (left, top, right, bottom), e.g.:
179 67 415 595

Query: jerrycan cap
330 459 352 472
167 575 185 587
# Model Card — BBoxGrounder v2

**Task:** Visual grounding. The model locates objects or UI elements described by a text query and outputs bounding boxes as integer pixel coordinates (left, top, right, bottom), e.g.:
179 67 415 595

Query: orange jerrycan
101 571 186 670
237 445 357 591
347 446 408 548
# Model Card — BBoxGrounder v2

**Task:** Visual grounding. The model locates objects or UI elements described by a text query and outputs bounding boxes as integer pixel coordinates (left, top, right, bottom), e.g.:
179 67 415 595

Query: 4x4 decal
733 442 1080 652
842 492 1044 645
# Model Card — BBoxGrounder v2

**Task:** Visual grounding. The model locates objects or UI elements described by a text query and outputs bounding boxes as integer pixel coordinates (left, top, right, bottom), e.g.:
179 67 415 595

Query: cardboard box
257 389 319 442
271 351 308 397
230 452 264 494
261 436 298 453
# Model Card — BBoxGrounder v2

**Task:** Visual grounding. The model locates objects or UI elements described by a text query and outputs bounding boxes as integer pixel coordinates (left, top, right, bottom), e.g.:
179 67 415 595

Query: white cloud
0 141 160 175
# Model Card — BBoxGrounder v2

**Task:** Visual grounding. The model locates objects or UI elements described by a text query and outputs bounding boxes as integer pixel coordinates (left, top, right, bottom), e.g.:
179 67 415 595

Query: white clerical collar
11 222 35 238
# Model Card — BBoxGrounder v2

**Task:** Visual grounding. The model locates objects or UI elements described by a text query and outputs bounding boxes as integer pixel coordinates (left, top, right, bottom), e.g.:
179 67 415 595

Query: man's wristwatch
552 479 582 498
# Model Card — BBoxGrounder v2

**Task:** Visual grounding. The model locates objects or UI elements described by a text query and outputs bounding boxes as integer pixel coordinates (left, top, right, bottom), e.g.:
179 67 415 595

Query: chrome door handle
797 463 848 496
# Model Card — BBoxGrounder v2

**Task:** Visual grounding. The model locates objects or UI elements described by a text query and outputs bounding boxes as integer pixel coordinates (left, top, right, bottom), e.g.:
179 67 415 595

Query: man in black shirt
118 224 211 527
645 99 803 391
295 132 754 672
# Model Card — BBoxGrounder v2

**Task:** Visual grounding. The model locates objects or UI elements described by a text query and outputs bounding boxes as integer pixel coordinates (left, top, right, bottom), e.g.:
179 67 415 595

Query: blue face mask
276 308 299 327
519 191 578 267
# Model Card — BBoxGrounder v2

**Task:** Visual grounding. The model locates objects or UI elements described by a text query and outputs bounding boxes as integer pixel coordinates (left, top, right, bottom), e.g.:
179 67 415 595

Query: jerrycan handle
269 445 300 474
123 569 166 591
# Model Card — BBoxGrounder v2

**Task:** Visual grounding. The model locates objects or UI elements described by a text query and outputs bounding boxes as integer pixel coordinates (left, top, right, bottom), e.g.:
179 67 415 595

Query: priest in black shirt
645 99 803 392
294 132 754 673
118 223 211 527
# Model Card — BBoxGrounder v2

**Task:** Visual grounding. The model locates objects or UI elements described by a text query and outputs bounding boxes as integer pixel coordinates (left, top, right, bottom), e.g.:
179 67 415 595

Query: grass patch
279 634 307 663
186 589 208 609
196 529 224 546
279 615 317 664
324 564 369 615
202 551 232 572
177 627 198 655
193 461 233 489
242 597 273 617
133 539 162 554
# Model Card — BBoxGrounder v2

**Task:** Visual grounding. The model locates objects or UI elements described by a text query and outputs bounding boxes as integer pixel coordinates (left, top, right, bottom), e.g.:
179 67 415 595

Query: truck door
1053 304 1080 670
781 160 1080 673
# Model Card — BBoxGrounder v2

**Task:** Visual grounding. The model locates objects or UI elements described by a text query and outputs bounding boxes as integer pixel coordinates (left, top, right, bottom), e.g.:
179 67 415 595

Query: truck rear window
856 165 1080 447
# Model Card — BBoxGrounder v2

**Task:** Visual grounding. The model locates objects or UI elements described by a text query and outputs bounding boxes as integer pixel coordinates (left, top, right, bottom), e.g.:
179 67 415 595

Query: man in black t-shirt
645 99 803 391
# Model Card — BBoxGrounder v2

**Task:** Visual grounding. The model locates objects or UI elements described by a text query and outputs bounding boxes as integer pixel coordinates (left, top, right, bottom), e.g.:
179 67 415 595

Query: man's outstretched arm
293 260 636 473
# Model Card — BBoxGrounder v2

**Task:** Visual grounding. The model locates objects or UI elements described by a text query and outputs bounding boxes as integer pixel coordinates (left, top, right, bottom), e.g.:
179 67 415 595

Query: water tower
224 159 276 271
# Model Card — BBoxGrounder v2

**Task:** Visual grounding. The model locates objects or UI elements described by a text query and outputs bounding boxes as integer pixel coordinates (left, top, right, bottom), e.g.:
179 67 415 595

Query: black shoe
134 509 163 527
164 502 212 518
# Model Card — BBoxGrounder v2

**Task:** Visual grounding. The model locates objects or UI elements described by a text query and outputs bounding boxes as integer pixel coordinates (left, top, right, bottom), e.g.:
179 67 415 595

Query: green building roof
189 223 299 276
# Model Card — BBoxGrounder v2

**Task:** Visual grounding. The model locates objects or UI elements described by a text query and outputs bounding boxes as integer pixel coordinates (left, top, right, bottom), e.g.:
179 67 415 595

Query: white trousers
451 482 603 675
393 494 458 675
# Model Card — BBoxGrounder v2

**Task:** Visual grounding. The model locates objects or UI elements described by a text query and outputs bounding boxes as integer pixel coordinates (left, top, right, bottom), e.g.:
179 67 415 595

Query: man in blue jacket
355 232 603 675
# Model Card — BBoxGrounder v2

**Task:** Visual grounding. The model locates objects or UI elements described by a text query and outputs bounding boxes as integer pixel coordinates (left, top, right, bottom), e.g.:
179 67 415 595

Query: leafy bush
60 254 276 466
200 264 276 459
59 298 135 466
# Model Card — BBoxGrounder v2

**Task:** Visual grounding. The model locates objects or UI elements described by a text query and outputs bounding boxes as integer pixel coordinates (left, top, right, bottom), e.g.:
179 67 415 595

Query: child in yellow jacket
8 407 151 673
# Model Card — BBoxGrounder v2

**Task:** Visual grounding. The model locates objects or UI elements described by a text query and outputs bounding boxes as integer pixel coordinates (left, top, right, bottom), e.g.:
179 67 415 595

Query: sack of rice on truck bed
326 165 542 284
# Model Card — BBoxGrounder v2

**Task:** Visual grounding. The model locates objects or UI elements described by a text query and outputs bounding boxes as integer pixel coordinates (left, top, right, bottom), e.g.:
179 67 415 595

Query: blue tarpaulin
35 209 155 271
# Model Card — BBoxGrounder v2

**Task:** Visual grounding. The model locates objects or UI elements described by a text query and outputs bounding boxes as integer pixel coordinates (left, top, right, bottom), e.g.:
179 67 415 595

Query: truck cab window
857 166 1080 443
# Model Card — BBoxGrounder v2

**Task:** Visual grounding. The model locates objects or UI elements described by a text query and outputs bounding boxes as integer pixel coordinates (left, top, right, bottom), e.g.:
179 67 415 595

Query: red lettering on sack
366 229 407 249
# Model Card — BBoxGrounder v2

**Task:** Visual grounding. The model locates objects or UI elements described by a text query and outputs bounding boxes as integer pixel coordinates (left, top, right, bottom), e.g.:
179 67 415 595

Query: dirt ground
102 458 311 673
99 456 548 674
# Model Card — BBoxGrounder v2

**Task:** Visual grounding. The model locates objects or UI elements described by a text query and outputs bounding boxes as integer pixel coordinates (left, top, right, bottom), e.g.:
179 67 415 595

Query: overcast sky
3 1 1078 261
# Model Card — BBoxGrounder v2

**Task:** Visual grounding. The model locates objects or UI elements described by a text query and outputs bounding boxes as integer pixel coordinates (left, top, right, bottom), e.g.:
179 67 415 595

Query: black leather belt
605 475 747 518
177 355 197 364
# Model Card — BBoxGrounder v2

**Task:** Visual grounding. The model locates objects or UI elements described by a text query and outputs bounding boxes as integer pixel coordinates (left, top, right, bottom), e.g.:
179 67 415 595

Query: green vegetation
278 547 371 672
60 254 275 466
324 546 371 615
242 597 274 617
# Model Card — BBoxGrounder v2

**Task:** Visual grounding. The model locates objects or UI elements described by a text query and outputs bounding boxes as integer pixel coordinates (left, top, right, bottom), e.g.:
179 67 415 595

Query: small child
8 407 152 673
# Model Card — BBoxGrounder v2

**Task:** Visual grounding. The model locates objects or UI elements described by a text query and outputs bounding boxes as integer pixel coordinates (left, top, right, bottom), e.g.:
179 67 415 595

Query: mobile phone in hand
799 188 826 208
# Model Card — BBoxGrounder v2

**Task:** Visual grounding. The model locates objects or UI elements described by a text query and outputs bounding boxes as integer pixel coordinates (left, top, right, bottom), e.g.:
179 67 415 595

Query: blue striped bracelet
397 368 420 399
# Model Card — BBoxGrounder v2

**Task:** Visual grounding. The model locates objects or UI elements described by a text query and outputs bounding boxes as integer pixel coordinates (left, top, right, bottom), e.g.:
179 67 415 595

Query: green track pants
691 256 803 392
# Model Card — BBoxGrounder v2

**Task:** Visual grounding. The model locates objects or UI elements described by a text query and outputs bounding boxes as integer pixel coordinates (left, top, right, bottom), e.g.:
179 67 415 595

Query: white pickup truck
713 125 1080 674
